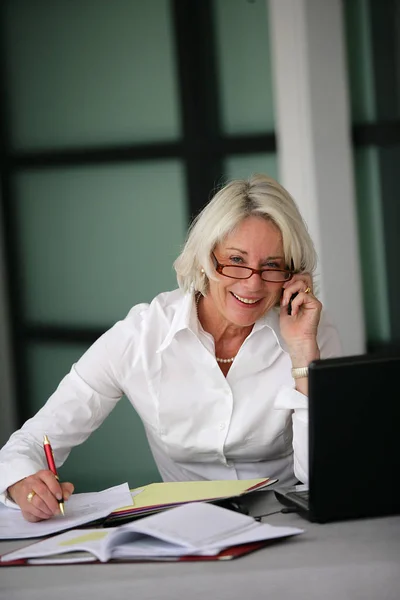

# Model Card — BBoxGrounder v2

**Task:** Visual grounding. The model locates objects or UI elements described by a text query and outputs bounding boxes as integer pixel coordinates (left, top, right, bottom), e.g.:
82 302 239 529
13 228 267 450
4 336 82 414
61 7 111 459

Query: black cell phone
287 292 298 316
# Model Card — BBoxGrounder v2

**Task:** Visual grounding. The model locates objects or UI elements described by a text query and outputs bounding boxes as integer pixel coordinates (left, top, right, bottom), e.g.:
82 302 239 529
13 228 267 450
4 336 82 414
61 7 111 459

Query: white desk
1 495 399 600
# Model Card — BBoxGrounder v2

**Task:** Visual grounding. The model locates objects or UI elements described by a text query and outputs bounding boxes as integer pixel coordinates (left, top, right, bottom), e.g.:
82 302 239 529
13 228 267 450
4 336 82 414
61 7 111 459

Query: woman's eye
265 261 280 269
230 256 244 264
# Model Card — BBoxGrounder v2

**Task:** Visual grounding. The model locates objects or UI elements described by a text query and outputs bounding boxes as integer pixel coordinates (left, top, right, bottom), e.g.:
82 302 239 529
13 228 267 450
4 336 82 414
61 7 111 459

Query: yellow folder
108 478 276 522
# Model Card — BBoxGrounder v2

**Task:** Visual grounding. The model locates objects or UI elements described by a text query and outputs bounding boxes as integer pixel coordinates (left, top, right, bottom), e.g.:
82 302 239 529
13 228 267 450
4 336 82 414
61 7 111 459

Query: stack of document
1 501 303 565
0 479 276 542
106 477 277 524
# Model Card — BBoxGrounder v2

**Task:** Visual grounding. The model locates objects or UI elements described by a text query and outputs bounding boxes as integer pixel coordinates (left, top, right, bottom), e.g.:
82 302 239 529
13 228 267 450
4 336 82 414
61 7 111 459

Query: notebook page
125 501 256 549
200 522 304 551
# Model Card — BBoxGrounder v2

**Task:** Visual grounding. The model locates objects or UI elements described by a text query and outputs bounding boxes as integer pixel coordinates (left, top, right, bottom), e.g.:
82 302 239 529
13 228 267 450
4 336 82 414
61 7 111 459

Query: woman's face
207 216 286 328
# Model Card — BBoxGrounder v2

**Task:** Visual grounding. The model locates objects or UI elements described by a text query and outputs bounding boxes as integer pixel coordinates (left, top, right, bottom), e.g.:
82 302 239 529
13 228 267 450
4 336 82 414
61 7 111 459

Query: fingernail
56 493 62 500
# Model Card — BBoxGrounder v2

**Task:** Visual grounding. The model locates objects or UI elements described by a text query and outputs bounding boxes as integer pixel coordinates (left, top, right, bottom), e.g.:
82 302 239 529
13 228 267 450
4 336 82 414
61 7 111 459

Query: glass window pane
15 160 187 326
26 342 161 492
353 147 390 341
343 0 376 123
224 153 278 182
4 0 180 149
213 0 275 134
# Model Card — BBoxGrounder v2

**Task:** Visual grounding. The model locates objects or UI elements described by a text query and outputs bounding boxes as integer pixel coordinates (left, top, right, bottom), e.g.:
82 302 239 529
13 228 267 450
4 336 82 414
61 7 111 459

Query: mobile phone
287 292 298 316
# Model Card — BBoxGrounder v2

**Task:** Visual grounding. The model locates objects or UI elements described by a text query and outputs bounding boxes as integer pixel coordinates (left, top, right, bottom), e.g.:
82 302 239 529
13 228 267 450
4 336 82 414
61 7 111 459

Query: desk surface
1 494 399 600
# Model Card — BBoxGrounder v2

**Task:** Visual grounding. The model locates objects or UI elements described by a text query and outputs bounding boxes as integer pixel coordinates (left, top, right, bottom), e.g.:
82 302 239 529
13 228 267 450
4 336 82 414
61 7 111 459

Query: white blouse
0 288 342 506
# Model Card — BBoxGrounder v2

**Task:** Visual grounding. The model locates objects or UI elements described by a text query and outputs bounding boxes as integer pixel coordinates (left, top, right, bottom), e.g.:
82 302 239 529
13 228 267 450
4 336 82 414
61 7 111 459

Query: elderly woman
0 174 341 522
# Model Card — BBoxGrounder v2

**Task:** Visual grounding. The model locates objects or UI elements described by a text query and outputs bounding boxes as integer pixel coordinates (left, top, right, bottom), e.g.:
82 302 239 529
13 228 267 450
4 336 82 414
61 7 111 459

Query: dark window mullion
352 119 400 147
10 141 183 169
9 132 277 170
0 12 28 424
25 325 105 345
172 0 224 220
369 0 399 121
369 0 400 346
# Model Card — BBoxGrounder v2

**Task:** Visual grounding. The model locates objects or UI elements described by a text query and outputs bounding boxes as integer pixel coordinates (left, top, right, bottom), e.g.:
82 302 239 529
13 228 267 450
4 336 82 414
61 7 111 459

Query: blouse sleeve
274 309 342 484
0 308 144 504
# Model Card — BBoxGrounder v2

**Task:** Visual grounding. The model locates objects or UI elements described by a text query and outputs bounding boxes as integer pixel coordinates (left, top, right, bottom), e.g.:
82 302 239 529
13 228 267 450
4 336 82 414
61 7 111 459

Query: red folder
0 540 271 566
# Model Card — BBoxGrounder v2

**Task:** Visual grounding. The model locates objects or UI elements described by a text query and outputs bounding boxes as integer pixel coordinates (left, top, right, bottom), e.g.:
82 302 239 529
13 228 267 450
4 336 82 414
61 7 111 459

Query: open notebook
1 501 303 565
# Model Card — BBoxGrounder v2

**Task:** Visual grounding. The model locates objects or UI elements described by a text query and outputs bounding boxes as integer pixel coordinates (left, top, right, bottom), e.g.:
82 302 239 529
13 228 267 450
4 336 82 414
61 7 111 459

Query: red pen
43 435 65 516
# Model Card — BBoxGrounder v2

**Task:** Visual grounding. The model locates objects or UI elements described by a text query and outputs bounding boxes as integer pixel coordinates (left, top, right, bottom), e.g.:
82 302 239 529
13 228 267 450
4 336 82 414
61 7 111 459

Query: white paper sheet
0 482 133 540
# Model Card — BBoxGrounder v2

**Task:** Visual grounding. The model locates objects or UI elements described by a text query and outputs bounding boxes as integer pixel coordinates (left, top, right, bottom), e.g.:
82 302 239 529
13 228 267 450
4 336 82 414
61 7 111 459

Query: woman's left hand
279 273 322 359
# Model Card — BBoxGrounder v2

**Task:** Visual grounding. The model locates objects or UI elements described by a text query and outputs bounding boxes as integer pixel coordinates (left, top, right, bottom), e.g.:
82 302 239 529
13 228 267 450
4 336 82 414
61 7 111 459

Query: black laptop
275 352 400 523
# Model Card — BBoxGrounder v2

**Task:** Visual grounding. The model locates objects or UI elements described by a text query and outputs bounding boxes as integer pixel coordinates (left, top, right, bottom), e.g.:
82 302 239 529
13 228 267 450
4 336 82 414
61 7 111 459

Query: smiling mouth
231 292 261 305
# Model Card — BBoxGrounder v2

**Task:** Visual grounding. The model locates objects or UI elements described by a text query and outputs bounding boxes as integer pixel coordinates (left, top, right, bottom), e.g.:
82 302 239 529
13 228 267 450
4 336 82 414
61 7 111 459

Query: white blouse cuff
0 490 20 509
0 460 43 508
274 385 308 411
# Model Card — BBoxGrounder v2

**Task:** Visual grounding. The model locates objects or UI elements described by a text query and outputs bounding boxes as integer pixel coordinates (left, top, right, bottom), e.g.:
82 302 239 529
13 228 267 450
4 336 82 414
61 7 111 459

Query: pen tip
43 434 49 444
59 503 65 516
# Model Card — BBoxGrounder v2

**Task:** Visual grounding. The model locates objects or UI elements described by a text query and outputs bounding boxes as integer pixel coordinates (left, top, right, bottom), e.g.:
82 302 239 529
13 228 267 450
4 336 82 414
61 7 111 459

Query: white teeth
232 293 259 304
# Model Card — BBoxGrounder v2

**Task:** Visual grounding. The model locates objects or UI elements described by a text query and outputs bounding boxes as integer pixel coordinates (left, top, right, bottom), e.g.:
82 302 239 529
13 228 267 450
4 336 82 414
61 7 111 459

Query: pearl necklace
215 355 235 364
195 293 237 364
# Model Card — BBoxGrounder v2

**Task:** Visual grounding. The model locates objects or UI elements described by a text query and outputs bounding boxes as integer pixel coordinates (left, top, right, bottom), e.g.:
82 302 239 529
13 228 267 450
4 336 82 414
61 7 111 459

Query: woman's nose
242 272 264 290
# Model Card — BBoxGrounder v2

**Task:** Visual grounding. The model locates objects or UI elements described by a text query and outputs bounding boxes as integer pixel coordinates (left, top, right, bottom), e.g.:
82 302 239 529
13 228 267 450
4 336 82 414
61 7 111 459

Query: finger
19 479 53 517
281 281 311 307
38 469 64 498
22 471 63 516
283 273 312 290
288 290 319 317
284 277 312 292
36 470 68 513
21 505 53 522
34 476 75 513
23 491 54 520
27 480 58 518
61 482 74 501
21 512 42 523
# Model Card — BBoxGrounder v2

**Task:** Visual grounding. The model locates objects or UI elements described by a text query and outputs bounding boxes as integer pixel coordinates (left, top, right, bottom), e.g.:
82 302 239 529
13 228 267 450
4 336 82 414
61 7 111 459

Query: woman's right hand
7 470 74 522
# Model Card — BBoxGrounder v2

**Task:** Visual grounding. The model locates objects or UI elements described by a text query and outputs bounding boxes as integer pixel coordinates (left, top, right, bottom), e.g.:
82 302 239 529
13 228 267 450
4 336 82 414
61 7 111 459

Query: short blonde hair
174 173 317 295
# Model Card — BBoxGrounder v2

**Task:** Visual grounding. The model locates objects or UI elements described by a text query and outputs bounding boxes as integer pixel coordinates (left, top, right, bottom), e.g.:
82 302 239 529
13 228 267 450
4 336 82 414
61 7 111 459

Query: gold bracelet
291 366 309 379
